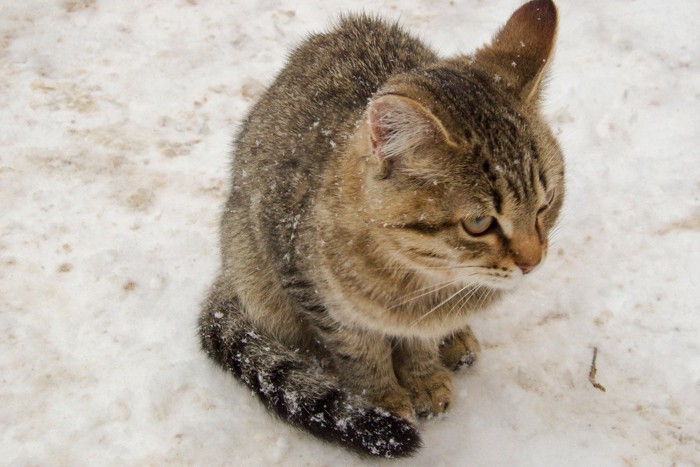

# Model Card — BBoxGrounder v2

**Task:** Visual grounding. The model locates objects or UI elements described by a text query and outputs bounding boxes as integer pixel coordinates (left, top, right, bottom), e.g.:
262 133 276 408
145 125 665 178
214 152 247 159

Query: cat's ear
475 0 557 103
367 94 452 177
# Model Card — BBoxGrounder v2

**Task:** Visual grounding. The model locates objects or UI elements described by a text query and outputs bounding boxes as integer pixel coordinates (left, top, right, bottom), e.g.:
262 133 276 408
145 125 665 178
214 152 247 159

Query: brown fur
199 0 564 457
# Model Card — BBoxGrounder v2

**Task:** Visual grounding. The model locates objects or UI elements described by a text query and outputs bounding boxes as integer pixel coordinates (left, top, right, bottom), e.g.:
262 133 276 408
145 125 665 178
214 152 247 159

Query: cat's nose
517 262 537 274
510 235 542 274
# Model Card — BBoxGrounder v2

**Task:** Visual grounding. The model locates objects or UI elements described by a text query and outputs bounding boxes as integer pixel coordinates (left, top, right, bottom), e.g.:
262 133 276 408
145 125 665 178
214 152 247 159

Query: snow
1 0 698 465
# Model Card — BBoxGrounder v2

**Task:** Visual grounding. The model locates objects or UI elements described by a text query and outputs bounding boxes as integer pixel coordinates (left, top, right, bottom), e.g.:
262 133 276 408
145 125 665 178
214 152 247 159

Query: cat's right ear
475 0 558 104
367 95 452 178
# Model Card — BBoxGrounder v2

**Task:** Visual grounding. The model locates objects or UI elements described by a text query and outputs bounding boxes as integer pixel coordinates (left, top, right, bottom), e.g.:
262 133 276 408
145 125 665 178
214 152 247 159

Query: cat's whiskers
474 285 496 311
443 284 482 323
370 264 482 272
408 283 473 328
387 278 463 310
548 225 562 242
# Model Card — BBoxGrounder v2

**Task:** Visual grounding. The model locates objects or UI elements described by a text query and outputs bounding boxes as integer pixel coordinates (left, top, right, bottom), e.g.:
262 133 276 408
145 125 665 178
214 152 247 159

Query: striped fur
200 1 563 457
199 290 420 457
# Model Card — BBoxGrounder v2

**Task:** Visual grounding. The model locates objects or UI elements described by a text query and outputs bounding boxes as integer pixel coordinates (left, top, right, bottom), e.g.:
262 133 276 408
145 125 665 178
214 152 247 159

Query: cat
199 0 564 458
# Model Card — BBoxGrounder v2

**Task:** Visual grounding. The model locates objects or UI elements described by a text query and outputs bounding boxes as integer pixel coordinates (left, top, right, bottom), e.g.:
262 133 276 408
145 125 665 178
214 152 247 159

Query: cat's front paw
397 367 453 418
370 386 417 423
440 326 481 371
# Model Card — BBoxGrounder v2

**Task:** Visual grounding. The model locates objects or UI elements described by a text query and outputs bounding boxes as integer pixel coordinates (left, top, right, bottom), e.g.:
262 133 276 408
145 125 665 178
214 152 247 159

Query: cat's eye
461 216 494 236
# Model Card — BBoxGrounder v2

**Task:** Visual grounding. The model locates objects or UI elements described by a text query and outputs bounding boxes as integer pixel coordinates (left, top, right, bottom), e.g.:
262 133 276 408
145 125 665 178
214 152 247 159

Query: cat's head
361 0 563 290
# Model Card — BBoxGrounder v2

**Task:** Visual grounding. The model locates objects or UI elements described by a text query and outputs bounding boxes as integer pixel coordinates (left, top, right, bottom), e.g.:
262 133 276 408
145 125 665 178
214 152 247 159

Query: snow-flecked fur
199 5 562 458
199 293 421 458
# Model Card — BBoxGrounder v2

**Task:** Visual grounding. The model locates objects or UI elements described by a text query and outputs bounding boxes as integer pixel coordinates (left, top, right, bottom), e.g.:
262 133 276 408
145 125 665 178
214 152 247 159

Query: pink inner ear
367 95 413 159
367 94 453 162
368 102 387 151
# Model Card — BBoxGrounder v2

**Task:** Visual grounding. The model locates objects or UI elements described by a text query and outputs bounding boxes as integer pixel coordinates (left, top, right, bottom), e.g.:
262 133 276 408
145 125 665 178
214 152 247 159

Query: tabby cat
199 0 564 457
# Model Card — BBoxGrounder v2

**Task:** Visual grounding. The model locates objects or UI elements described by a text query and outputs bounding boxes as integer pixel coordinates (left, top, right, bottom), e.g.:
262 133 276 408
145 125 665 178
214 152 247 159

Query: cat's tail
198 291 421 458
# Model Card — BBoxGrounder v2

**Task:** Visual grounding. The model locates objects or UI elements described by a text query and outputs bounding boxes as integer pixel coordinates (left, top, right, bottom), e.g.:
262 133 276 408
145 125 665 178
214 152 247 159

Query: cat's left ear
367 94 453 177
475 0 558 104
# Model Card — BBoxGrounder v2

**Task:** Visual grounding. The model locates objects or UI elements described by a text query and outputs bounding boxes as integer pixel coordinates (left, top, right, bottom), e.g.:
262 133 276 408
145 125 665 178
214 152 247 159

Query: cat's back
279 15 437 106
228 15 439 246
240 15 438 142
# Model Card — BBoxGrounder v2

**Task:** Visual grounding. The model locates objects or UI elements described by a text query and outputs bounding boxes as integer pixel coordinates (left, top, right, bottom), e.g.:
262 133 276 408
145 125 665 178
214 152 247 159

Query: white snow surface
1 0 699 465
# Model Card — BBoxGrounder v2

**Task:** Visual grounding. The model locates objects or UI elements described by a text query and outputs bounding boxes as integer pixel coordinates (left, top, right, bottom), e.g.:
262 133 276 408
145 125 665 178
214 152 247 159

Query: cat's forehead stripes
479 140 542 214
492 189 503 214
408 64 544 209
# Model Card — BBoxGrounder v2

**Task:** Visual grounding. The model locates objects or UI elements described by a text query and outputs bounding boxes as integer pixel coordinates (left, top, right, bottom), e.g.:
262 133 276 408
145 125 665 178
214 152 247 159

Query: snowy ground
1 0 699 465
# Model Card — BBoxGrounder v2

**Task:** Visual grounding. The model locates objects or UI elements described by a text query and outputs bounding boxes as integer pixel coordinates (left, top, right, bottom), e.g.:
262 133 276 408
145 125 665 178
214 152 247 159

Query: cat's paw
371 386 417 423
439 326 481 371
397 367 453 418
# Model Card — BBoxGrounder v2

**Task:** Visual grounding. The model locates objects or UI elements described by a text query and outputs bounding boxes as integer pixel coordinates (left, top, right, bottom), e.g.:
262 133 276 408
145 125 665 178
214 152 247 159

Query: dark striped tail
198 293 421 458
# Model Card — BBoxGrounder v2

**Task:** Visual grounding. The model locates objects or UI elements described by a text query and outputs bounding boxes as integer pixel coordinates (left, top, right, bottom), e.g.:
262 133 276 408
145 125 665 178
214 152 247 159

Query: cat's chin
470 274 522 291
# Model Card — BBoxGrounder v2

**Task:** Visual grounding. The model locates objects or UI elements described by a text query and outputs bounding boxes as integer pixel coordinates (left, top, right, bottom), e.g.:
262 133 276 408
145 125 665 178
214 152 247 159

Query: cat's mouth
400 249 539 291
460 249 548 290
414 258 544 292
455 265 522 291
